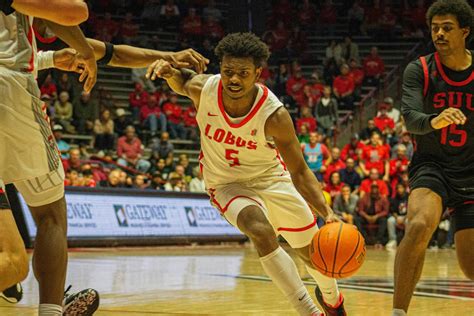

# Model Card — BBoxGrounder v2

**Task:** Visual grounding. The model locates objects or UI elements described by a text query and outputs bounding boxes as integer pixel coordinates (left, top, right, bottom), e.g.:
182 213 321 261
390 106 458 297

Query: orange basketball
309 222 366 279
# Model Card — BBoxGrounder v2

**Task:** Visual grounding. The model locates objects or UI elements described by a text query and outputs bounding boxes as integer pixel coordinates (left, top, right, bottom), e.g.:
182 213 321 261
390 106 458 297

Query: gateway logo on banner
18 191 241 239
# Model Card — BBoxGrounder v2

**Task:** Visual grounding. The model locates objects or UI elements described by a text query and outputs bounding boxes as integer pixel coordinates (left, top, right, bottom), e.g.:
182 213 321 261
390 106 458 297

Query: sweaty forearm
292 168 332 218
165 68 196 96
12 0 88 25
43 20 93 58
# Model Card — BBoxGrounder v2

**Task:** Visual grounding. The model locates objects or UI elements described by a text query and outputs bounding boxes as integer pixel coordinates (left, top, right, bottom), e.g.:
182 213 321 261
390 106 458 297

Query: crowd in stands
35 0 454 249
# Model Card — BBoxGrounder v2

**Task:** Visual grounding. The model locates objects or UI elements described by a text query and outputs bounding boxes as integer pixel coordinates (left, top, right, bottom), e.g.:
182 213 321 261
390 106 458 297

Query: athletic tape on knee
0 180 11 209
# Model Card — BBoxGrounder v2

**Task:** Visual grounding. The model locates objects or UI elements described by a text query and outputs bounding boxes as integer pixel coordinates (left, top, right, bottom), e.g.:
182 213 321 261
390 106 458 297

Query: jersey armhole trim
420 56 429 97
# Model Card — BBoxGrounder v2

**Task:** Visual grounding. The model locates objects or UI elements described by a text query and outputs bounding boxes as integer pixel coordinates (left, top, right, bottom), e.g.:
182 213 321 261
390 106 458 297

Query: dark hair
214 32 270 67
426 0 474 42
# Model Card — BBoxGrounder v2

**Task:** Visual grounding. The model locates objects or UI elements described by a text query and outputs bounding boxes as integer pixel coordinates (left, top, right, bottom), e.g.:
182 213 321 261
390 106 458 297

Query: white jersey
197 75 290 189
0 11 37 75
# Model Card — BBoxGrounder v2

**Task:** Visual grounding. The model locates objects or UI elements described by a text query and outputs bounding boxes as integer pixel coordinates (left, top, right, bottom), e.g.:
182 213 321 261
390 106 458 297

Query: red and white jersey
197 75 290 188
0 11 37 75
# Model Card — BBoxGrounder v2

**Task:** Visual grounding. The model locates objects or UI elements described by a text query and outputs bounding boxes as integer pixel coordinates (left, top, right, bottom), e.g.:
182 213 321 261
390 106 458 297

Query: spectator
62 148 82 173
348 58 365 89
160 0 180 31
286 67 307 107
324 147 346 183
296 107 317 134
302 131 330 181
93 109 115 151
40 73 57 99
377 97 400 123
363 46 385 86
378 6 397 39
120 13 139 44
386 183 409 249
133 174 150 190
315 85 338 137
339 157 362 192
117 126 151 173
357 183 389 247
202 16 225 41
274 63 290 97
164 172 186 192
202 0 222 22
326 172 345 199
54 91 74 132
341 134 365 161
301 84 319 109
189 166 205 193
163 93 186 139
150 171 165 190
319 0 337 35
141 94 167 136
340 36 360 64
105 169 122 188
360 132 390 179
323 57 340 86
80 164 96 188
374 103 396 132
360 168 389 197
391 131 414 160
362 0 383 36
298 124 310 144
42 94 54 118
151 158 173 180
297 0 317 30
359 119 382 143
289 25 308 60
151 131 174 161
97 12 119 40
56 73 74 100
129 83 149 120
178 154 193 178
333 184 359 225
389 144 409 185
73 91 99 134
175 164 191 184
183 106 198 140
114 108 133 137
325 39 343 66
182 8 202 39
310 71 325 100
272 20 290 53
52 124 70 159
333 64 355 110
347 1 365 35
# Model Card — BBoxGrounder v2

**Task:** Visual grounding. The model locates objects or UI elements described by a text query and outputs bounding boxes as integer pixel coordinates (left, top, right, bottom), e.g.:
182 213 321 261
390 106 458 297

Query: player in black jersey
392 1 474 315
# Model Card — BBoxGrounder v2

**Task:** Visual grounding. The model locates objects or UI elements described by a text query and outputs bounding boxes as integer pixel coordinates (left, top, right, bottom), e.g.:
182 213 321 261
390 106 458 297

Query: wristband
37 50 55 70
97 42 114 66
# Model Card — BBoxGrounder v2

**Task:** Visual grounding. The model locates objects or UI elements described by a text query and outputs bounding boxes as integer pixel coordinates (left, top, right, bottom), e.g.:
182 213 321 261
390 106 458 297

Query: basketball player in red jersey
392 1 474 315
147 33 346 316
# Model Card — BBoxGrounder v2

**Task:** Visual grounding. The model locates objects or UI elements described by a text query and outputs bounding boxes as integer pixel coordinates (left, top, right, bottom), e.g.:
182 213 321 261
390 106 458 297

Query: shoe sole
63 289 100 316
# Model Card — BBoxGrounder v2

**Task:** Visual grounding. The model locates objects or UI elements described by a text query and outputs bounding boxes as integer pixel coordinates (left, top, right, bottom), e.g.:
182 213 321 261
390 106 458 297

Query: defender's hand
79 52 98 93
146 60 179 80
431 108 467 129
53 48 82 73
166 49 209 73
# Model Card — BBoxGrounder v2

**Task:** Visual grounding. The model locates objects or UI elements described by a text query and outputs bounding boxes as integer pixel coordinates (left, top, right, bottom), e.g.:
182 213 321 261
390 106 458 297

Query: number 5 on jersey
225 149 240 167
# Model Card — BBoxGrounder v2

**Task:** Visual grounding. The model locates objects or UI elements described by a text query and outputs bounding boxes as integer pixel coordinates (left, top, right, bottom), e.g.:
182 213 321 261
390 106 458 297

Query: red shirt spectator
374 106 396 132
298 0 317 28
325 173 345 199
162 94 183 125
324 147 346 183
183 106 197 127
129 83 149 109
117 134 143 160
362 134 390 176
286 70 307 106
202 16 224 40
360 179 389 197
40 74 57 98
348 59 365 87
341 136 365 161
296 107 317 133
379 7 397 31
272 21 290 51
363 47 385 78
389 145 409 181
182 8 202 36
333 68 355 97
140 95 162 122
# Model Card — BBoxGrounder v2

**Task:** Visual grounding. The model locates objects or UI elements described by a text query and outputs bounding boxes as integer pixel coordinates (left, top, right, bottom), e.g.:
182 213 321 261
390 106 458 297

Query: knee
405 214 437 244
242 221 276 245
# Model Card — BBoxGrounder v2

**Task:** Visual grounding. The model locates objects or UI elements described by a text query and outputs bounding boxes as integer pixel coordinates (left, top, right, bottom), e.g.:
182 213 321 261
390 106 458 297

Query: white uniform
197 75 317 248
0 11 64 207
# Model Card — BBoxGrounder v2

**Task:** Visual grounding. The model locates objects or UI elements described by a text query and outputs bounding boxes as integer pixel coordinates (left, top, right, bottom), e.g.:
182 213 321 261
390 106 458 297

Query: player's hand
53 48 83 73
431 108 467 129
166 49 209 73
78 52 98 94
146 59 179 80
325 211 342 224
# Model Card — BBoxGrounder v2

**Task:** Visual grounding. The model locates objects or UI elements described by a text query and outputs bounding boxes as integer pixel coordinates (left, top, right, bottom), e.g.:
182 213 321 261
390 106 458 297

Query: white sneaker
385 240 397 250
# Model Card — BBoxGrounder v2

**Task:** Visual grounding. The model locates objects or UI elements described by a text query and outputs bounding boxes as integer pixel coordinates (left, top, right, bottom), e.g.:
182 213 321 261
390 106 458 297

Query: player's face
220 56 262 100
431 15 470 55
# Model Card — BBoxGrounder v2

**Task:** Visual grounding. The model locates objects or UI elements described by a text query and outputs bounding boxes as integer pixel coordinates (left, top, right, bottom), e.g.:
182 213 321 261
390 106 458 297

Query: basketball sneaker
63 286 100 316
315 286 346 316
0 283 23 303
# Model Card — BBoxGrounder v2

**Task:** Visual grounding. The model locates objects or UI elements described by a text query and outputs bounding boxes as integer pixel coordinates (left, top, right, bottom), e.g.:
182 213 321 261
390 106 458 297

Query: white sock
306 266 340 306
260 247 320 315
38 304 62 316
392 308 407 316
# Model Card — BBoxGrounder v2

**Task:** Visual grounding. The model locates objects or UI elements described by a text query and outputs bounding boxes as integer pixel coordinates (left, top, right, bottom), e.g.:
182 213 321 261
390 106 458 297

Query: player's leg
0 184 29 291
15 169 67 315
393 188 443 315
452 203 474 280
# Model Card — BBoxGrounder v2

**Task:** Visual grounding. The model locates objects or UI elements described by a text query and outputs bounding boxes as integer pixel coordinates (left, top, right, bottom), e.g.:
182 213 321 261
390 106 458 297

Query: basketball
310 222 366 279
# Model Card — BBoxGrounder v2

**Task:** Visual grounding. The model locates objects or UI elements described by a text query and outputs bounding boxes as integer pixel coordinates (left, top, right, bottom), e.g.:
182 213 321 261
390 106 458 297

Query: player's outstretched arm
9 0 88 25
146 60 211 109
265 107 339 222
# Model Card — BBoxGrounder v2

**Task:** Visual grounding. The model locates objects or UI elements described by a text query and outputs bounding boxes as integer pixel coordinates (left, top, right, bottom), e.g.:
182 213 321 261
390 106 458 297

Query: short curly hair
426 0 474 42
214 32 270 67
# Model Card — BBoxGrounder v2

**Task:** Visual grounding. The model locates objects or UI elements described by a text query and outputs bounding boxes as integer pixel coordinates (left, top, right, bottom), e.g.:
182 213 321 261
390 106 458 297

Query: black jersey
401 51 474 190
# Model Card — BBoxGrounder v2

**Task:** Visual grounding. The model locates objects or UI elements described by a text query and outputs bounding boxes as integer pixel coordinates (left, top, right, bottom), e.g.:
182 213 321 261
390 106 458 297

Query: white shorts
0 68 64 206
209 178 318 248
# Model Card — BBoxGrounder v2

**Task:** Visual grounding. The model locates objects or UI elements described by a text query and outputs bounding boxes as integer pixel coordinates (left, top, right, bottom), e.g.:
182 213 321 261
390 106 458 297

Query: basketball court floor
1 246 473 315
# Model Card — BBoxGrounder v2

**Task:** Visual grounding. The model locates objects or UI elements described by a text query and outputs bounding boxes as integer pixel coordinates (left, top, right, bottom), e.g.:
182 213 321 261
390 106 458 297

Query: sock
38 304 62 316
306 266 340 307
392 309 407 316
260 247 320 316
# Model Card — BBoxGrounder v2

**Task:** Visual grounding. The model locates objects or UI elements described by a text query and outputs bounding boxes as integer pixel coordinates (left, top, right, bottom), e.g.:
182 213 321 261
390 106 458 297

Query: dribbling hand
146 60 178 81
431 108 467 129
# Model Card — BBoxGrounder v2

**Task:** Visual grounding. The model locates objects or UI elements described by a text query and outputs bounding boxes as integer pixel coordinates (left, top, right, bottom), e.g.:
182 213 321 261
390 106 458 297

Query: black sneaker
63 286 100 316
315 286 346 316
0 283 23 303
